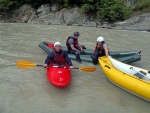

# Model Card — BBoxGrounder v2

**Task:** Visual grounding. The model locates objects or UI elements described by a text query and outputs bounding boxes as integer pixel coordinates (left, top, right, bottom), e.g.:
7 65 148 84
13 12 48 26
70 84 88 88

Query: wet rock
97 22 113 29
27 5 89 26
83 21 97 27
28 16 43 24
49 10 65 25
50 4 59 11
95 19 102 27
114 12 150 31
37 4 51 17
63 7 87 26
12 4 35 23
27 12 39 23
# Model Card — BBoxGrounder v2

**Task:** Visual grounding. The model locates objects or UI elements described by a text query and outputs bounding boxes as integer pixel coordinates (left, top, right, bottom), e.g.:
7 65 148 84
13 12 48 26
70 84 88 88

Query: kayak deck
47 67 71 88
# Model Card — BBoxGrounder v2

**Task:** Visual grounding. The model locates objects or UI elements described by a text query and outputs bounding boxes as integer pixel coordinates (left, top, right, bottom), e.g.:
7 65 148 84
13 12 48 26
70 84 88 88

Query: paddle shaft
43 66 78 69
37 65 95 72
36 64 72 68
73 67 79 69
36 64 43 67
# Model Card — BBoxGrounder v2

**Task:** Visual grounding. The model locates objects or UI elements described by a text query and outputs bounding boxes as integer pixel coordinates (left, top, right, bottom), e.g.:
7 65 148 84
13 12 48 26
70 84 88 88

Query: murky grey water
0 23 150 113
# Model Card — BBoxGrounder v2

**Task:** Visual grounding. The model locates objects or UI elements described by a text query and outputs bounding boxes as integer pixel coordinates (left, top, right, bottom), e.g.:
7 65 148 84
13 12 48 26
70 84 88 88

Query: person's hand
43 64 48 68
78 50 81 54
92 51 95 55
69 66 74 69
81 49 85 53
80 47 83 52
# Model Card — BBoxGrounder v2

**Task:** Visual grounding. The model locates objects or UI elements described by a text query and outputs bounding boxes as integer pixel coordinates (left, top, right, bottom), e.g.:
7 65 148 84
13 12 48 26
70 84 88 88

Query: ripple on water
0 50 33 57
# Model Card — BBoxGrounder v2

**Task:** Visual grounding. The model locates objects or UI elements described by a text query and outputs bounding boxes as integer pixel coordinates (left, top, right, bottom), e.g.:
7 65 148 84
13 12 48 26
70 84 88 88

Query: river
0 23 150 113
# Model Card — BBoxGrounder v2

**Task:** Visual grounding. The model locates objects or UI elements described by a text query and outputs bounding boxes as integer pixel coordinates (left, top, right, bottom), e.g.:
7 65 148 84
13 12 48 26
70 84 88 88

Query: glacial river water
0 23 150 113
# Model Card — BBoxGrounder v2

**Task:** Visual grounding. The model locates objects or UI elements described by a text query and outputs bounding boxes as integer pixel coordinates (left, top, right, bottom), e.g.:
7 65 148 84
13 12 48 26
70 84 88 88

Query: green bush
96 0 131 22
0 0 22 10
134 0 150 11
81 4 95 13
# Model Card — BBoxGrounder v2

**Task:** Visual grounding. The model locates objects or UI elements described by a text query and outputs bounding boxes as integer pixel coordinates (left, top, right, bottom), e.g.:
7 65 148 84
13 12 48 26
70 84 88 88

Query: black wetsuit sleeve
45 52 54 65
64 52 73 66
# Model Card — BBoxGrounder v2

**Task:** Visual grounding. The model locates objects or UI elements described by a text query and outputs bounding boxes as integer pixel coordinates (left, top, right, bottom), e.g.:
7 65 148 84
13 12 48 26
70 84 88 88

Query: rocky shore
0 4 150 32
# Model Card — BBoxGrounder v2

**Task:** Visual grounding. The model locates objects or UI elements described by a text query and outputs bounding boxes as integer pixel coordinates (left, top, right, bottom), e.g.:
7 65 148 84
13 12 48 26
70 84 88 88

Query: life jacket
66 36 79 52
95 42 109 56
51 50 67 66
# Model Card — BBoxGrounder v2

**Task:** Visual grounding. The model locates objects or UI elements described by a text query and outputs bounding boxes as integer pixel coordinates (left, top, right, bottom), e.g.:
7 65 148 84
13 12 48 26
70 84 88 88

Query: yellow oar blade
79 67 96 72
16 60 36 69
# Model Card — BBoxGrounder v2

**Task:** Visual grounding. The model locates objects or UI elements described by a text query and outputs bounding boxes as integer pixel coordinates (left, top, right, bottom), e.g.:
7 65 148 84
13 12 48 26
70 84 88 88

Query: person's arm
104 48 109 56
103 44 109 56
92 47 96 54
64 52 73 68
43 52 54 68
70 45 80 53
77 43 83 51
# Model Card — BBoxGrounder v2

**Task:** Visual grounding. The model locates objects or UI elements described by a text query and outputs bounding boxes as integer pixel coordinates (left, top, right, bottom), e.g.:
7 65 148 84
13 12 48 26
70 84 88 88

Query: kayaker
43 42 73 68
66 32 83 63
92 36 109 65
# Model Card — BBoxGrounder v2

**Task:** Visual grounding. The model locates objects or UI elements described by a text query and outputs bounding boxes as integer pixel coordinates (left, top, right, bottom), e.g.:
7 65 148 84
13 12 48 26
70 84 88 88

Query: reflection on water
0 23 150 113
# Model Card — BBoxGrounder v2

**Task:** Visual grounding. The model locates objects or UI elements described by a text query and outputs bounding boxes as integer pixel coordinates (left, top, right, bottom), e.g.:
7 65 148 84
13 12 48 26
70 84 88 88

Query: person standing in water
92 36 109 65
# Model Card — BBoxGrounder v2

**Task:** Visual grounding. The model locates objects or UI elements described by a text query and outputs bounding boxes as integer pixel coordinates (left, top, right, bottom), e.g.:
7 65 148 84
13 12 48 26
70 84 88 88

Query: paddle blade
16 60 37 69
79 67 96 72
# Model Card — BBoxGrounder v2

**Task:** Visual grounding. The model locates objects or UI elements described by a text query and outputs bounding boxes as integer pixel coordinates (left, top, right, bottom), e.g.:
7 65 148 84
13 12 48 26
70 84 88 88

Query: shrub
81 4 95 13
134 0 150 11
96 0 131 22
0 0 22 11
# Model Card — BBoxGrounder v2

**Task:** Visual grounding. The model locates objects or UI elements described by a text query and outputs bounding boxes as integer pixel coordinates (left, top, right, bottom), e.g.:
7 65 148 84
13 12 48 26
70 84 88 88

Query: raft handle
105 65 110 69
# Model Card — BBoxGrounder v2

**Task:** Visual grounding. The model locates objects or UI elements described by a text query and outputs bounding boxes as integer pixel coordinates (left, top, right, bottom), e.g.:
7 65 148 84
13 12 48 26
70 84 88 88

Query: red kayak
46 66 71 88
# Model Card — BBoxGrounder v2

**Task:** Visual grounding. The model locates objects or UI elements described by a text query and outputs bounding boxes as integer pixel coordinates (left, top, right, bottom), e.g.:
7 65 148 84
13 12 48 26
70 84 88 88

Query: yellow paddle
16 60 96 72
73 67 96 72
16 60 42 69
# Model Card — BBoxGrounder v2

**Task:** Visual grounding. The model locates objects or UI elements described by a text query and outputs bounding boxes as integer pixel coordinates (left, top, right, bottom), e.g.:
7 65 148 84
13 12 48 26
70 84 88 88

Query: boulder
114 12 150 31
12 4 35 23
37 4 51 17
32 4 64 25
98 22 114 29
50 4 59 11
27 13 43 24
83 21 97 27
63 7 87 26
49 11 65 25
37 10 65 25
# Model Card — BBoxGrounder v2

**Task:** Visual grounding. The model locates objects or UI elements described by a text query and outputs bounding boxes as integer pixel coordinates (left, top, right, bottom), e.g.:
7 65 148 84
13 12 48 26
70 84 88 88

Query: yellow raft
98 56 150 102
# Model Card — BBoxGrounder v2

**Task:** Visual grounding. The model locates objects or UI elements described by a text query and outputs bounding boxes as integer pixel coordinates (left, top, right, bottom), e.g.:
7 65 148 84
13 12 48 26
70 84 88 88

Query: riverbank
0 4 150 32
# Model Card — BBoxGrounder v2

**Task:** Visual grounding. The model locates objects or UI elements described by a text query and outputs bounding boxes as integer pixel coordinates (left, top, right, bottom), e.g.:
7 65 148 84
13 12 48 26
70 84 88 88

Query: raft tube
39 41 141 64
109 56 150 81
99 56 150 102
